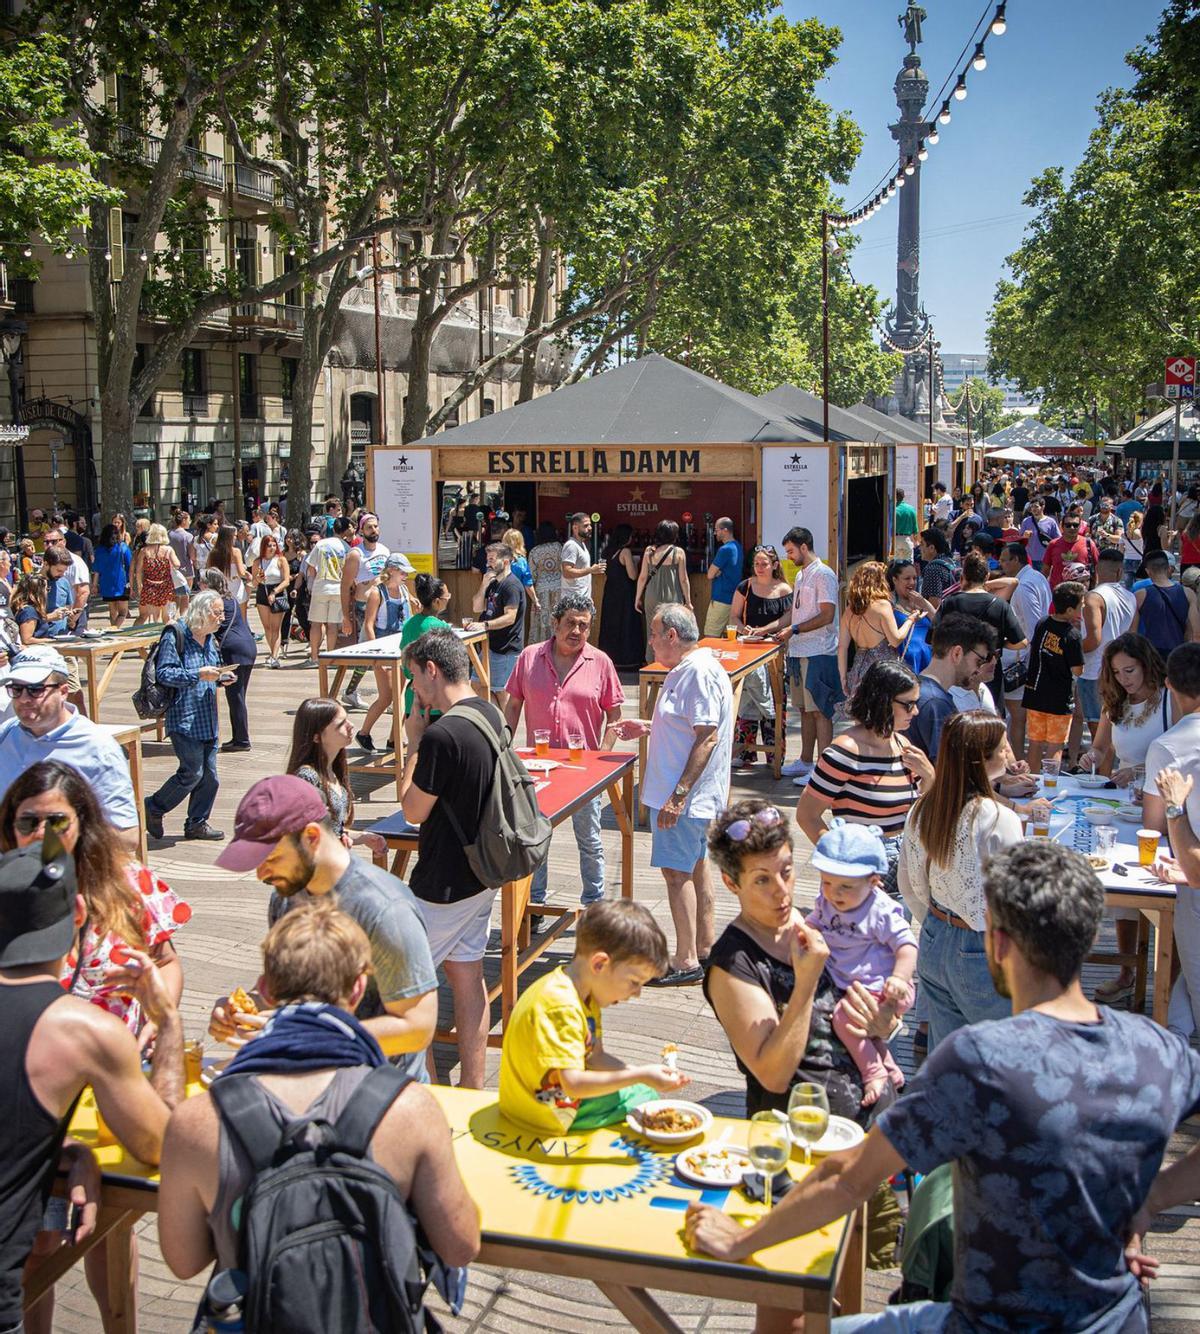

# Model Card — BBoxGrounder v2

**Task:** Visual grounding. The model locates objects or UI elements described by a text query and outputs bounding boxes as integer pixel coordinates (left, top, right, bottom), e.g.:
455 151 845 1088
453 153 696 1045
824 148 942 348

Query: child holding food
806 821 917 1107
499 900 691 1134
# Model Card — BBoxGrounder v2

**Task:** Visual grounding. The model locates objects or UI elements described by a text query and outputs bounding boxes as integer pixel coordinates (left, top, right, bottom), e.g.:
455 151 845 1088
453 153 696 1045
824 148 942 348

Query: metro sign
1165 356 1196 400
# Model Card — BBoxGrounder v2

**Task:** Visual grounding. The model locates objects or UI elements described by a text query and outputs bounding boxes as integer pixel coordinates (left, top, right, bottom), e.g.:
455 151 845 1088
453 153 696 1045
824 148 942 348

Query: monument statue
899 4 926 54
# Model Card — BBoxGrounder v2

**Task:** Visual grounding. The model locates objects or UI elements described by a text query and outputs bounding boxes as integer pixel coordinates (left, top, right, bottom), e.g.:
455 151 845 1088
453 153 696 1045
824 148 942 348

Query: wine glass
788 1082 831 1167
747 1111 790 1210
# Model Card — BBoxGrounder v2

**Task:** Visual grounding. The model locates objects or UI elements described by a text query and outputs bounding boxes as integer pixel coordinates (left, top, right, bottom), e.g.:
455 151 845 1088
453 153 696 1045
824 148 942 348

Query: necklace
1124 689 1161 728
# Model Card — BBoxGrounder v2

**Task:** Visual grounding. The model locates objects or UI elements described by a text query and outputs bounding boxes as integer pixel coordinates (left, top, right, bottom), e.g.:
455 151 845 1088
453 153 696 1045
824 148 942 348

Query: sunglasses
726 807 783 841
894 696 921 712
8 682 58 698
14 811 73 837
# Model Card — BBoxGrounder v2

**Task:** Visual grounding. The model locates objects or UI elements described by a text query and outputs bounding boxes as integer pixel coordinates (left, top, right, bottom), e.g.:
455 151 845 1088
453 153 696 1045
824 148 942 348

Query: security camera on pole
1165 355 1196 531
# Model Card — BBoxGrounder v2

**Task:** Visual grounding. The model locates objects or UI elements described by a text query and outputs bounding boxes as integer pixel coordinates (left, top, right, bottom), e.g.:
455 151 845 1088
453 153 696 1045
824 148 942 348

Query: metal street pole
1170 399 1182 533
372 234 386 448
927 342 934 444
821 210 830 441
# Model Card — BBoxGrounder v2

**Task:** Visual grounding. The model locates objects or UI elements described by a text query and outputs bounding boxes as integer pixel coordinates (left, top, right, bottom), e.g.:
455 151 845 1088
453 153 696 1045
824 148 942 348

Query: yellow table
47 1083 863 1334
637 638 786 823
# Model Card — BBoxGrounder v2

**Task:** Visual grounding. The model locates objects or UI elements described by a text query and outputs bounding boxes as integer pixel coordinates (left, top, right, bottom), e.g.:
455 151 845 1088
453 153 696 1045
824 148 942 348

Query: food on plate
228 986 259 1016
1086 853 1109 870
661 1042 678 1072
678 1145 751 1184
639 1105 701 1134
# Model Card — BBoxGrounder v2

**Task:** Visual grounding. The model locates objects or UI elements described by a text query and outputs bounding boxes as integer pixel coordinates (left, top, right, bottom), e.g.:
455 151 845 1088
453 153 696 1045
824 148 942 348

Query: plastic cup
1095 825 1118 855
568 733 584 763
534 729 551 758
1137 829 1160 867
726 626 739 641
1031 817 1050 838
1041 757 1060 789
184 1038 204 1085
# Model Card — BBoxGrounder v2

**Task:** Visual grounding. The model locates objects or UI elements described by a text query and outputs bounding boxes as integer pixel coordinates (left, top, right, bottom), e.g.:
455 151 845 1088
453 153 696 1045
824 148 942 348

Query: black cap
0 840 77 967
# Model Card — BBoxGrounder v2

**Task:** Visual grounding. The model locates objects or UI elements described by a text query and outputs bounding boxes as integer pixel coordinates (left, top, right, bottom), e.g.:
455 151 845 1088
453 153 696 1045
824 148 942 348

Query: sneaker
1093 975 1136 1007
356 731 375 751
781 757 813 778
220 741 252 753
266 656 280 669
342 691 364 710
144 800 164 841
792 771 812 788
528 913 545 935
647 965 705 988
183 821 224 841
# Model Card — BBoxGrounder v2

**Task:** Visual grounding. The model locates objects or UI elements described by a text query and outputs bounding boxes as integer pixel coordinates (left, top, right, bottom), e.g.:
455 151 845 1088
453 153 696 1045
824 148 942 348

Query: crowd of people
2 465 1200 1333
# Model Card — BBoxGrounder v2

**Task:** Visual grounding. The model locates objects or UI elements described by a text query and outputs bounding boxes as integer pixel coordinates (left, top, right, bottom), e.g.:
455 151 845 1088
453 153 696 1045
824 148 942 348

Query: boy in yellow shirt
499 900 691 1133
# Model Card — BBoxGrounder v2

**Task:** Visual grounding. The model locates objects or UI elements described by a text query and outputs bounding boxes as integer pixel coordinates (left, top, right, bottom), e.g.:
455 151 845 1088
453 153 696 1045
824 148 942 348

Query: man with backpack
1130 550 1200 659
400 628 517 1087
161 899 479 1333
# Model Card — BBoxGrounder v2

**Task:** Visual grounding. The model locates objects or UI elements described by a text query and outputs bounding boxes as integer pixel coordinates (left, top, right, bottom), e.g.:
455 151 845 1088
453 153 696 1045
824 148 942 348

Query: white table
1042 773 1176 1025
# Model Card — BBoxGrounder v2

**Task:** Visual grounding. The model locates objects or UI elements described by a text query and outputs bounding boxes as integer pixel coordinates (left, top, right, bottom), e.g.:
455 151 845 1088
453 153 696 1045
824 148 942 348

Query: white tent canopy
984 444 1051 464
983 418 1077 449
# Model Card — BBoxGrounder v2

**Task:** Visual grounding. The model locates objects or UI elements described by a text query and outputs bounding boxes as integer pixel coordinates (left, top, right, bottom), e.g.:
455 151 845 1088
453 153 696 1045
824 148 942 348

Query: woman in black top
728 546 792 767
203 569 255 752
597 523 643 669
933 551 1028 710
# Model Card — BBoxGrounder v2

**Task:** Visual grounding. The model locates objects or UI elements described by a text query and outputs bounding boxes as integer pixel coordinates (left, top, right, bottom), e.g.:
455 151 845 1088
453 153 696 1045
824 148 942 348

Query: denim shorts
489 651 518 689
1077 676 1102 723
649 811 710 873
801 653 845 718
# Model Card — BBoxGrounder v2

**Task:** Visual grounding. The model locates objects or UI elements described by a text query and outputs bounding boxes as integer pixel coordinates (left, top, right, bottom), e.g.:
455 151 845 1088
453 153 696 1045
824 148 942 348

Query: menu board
370 448 435 574
937 446 955 489
761 447 831 566
894 445 920 509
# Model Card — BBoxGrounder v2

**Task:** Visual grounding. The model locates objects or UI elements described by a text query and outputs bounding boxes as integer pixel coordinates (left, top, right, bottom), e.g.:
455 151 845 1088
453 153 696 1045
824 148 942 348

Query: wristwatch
673 783 690 801
1166 803 1185 820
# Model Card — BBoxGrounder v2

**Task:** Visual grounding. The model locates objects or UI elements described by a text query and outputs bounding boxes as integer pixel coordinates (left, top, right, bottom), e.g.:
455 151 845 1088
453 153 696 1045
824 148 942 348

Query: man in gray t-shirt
560 512 605 596
213 776 438 1080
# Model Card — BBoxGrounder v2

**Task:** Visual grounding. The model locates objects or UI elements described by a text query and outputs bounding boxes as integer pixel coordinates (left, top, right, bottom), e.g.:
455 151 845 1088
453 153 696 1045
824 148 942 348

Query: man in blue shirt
686 840 1200 1333
702 517 743 637
1116 491 1144 526
0 646 139 847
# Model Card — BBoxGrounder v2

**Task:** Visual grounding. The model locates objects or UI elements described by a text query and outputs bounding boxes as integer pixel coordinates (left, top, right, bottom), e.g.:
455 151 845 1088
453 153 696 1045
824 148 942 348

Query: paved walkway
39 623 1200 1330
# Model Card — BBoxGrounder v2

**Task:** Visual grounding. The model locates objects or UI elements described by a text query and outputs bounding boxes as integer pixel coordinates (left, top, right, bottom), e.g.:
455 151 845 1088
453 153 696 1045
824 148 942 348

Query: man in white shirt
339 512 391 709
1143 643 1200 1040
994 541 1052 760
1069 549 1136 767
560 514 606 597
774 526 842 784
306 517 351 665
615 604 732 986
930 483 953 524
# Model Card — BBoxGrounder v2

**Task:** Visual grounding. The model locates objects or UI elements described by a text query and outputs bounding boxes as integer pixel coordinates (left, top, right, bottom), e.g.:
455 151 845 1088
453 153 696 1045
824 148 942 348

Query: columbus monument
876 3 944 427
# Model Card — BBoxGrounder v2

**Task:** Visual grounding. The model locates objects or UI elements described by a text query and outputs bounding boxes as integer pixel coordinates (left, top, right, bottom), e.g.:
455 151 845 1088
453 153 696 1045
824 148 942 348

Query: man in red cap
209 775 437 1076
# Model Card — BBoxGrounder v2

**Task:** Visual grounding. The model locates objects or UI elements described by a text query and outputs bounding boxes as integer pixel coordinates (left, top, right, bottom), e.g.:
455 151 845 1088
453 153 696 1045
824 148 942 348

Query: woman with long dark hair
728 545 791 766
796 658 934 896
250 531 289 666
635 519 690 661
898 711 1021 1046
286 697 383 854
598 522 643 669
208 523 250 607
93 522 132 627
886 558 934 674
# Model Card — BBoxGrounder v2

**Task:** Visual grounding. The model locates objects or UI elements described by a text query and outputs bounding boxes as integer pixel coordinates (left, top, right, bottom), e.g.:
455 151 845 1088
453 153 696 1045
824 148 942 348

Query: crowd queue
1 470 1200 1333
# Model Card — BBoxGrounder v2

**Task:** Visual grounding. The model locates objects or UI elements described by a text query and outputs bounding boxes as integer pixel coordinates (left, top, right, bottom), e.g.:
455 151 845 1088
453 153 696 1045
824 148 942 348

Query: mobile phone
65 1202 83 1238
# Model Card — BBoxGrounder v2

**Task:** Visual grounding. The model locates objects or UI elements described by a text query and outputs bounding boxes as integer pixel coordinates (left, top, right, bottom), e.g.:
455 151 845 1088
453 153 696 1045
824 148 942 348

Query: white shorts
416 887 496 965
309 588 344 625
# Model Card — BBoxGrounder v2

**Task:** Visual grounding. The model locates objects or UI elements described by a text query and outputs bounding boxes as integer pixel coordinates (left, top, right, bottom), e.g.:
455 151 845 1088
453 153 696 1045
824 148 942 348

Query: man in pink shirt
505 592 625 918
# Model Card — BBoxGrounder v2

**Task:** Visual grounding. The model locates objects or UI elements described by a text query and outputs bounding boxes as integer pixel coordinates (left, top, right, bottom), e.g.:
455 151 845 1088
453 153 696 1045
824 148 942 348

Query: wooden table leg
500 876 532 1029
125 735 147 864
85 649 102 721
1152 907 1175 1027
594 1282 681 1333
610 773 634 900
771 650 785 780
1133 912 1150 1015
105 1211 136 1334
22 1206 141 1310
836 1201 867 1315
390 660 404 799
318 661 329 698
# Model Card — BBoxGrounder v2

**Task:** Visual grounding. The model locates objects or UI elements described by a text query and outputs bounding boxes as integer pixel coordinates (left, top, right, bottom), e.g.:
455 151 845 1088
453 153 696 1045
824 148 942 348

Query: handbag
1002 657 1026 692
269 593 289 614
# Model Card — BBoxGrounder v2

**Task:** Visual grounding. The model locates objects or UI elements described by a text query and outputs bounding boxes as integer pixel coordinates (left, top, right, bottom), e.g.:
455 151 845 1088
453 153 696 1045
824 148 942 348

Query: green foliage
0 36 116 256
987 7 1200 435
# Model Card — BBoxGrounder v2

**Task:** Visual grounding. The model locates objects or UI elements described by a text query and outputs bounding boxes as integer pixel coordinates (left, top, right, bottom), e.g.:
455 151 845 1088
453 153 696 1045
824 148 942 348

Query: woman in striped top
796 659 934 896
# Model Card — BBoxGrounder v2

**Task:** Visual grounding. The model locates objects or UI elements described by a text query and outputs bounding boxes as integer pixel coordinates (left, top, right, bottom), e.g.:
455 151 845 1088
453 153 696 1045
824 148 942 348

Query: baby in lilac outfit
807 821 917 1106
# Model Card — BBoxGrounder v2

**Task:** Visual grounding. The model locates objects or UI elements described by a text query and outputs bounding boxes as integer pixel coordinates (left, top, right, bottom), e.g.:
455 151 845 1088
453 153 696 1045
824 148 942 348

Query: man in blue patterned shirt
144 591 229 843
686 840 1200 1333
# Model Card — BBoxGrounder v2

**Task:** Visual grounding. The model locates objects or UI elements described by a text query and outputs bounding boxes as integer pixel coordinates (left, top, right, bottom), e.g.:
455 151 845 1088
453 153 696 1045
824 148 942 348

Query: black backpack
204 1066 437 1333
131 622 184 719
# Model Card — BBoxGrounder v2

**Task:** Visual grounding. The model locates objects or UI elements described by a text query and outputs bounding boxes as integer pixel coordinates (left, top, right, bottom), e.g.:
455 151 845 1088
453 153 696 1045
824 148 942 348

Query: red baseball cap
215 775 330 873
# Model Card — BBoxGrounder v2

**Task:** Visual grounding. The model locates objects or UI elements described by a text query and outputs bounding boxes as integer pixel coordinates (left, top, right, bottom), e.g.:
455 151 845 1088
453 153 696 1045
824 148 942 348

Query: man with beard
686 841 1200 1333
206 774 437 1078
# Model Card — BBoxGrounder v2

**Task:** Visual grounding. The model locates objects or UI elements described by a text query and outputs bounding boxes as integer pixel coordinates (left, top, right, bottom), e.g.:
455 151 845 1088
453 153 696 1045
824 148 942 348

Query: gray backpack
440 702 552 886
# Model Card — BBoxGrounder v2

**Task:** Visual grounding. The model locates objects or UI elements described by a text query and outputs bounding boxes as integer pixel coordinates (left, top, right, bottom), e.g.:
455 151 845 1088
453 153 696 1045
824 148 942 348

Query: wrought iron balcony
232 301 303 335
281 397 293 419
234 163 274 203
116 125 225 190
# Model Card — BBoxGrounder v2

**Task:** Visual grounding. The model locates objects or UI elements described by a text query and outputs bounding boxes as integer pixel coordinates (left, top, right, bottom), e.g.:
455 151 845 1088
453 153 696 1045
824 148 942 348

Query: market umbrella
984 444 1051 464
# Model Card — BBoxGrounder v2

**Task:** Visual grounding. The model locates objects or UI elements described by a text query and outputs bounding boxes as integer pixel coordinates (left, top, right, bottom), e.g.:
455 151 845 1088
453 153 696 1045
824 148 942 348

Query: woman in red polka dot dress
0 759 190 1042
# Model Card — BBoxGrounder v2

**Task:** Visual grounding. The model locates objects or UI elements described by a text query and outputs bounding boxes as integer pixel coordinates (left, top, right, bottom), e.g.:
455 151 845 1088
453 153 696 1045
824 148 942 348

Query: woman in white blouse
898 711 1022 1048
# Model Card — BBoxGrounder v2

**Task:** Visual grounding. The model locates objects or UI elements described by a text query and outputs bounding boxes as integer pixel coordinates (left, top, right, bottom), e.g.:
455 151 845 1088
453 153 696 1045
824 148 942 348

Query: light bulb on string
138 249 148 261
927 124 939 145
938 101 952 124
103 248 112 262
904 158 915 176
954 74 968 100
917 142 928 161
22 246 32 259
65 247 74 260
896 173 906 188
991 3 1006 35
972 43 987 71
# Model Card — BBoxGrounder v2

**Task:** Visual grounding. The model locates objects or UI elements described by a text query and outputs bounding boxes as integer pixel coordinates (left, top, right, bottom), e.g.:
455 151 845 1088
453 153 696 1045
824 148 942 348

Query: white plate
80 629 106 639
1074 774 1110 789
626 1100 712 1144
807 1114 866 1155
1115 804 1143 823
524 758 560 773
675 1143 751 1187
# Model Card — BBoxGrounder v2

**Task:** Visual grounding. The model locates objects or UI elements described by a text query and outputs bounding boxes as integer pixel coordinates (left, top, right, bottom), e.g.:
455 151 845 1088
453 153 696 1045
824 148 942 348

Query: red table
368 748 637 1047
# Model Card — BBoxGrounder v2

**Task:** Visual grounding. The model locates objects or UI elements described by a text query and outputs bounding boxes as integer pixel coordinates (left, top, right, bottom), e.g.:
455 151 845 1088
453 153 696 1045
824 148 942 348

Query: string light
972 43 987 71
22 246 31 258
991 3 1007 36
954 74 968 100
927 124 940 145
904 157 915 176
917 141 928 162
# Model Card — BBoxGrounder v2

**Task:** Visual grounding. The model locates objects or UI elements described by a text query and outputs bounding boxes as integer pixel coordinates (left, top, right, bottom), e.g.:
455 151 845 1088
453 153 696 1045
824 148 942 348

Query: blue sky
780 0 1168 352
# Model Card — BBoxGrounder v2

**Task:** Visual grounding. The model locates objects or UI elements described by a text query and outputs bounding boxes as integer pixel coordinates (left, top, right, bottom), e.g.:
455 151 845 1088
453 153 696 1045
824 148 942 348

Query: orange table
368 749 637 1048
637 638 786 823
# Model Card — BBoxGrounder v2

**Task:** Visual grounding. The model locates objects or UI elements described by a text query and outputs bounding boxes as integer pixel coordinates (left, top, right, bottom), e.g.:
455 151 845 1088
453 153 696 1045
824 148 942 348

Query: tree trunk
284 331 323 529
517 220 554 404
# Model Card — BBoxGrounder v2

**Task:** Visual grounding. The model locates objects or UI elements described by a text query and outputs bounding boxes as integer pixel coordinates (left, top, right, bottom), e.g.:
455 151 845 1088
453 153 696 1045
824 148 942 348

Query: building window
281 357 297 417
122 211 139 266
234 225 256 287
10 277 34 314
238 353 258 418
181 348 207 416
481 397 495 417
349 393 375 459
115 74 143 129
